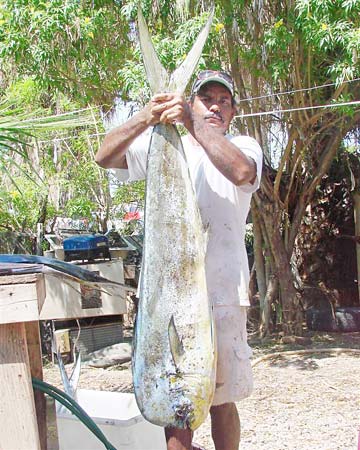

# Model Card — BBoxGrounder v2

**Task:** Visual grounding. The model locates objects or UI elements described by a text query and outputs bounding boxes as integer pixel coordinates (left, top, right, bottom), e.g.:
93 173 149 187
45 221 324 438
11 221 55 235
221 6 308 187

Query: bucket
56 389 166 450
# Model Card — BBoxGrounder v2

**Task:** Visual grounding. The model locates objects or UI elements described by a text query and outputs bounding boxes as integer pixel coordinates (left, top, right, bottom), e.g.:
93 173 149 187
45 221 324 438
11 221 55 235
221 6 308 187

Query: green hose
32 377 117 450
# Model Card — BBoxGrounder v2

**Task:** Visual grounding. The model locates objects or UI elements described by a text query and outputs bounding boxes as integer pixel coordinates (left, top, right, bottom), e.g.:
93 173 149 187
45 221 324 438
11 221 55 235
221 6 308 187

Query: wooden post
37 223 44 256
26 321 48 450
0 322 41 450
0 274 49 450
0 263 125 448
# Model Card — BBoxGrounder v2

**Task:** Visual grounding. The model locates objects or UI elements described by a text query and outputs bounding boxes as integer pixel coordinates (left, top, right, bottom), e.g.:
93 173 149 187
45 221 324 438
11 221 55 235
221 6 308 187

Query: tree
215 0 360 334
0 0 132 106
123 0 360 334
0 77 106 239
346 136 360 301
1 0 359 333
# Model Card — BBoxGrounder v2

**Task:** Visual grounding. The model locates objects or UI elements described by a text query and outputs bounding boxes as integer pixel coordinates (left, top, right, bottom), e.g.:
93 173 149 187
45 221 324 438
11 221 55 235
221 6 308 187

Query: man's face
191 81 235 134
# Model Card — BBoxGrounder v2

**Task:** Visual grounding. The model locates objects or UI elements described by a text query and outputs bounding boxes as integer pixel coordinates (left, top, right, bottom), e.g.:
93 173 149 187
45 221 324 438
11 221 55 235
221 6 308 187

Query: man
95 70 263 450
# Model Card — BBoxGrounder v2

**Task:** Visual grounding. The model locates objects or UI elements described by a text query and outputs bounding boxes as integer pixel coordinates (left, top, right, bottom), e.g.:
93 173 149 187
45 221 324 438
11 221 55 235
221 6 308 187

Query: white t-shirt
113 131 263 307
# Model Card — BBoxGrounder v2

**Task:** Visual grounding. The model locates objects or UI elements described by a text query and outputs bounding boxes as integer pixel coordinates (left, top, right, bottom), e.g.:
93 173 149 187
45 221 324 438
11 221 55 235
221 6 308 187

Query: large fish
132 10 216 431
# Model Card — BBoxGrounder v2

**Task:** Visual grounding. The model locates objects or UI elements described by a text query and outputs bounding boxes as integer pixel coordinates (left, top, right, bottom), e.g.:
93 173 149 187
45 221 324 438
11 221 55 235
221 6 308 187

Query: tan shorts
212 305 253 406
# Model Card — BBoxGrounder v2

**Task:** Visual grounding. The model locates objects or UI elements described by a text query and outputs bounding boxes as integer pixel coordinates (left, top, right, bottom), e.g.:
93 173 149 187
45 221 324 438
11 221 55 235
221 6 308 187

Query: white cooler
56 390 166 450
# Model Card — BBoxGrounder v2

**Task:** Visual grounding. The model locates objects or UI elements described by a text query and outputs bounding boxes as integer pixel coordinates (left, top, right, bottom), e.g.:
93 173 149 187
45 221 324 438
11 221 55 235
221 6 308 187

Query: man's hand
146 93 192 126
95 93 193 169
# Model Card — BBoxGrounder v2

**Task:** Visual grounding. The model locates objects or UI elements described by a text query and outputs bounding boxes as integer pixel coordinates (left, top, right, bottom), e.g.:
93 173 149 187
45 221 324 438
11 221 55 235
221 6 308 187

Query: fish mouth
173 398 195 429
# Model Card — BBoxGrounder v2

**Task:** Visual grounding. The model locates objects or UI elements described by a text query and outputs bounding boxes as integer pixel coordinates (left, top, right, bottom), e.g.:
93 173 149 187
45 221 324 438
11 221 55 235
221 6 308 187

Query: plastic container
56 389 166 450
63 234 110 262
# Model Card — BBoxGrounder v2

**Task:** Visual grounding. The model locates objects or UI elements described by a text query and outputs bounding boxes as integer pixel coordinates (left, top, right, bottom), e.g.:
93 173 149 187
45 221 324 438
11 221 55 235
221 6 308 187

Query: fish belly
133 124 216 430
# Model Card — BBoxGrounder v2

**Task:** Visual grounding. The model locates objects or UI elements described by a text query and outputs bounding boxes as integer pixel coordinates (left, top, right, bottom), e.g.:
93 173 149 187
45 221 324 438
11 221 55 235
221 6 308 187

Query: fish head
173 397 194 429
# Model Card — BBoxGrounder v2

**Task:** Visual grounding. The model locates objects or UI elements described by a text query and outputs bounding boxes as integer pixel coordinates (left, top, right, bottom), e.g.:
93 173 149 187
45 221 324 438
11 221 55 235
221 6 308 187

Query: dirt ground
43 331 360 450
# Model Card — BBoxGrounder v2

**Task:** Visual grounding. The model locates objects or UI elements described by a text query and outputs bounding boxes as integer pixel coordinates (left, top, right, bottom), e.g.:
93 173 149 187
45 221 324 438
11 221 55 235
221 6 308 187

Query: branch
305 113 351 148
284 139 302 211
303 82 347 129
289 112 360 248
273 127 298 199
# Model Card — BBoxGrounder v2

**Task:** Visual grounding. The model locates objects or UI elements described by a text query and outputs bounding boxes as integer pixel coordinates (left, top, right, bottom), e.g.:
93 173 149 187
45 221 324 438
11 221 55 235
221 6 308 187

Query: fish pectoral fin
168 315 185 367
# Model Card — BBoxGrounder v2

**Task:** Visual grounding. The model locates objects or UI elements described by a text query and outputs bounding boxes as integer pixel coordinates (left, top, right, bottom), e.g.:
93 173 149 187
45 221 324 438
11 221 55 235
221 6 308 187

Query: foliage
0 76 100 195
298 146 358 306
295 0 360 81
64 196 97 220
0 0 132 106
112 180 145 218
0 0 359 332
0 177 46 231
210 0 360 333
0 74 107 233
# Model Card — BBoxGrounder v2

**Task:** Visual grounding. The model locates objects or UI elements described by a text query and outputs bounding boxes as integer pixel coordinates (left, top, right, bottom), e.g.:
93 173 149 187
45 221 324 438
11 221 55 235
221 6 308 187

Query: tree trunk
353 191 360 302
260 274 278 337
268 222 303 335
252 204 267 308
255 192 303 335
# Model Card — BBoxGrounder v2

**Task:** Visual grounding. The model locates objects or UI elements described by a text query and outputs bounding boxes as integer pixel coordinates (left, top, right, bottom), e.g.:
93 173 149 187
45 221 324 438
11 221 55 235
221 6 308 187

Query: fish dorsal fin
137 8 214 96
168 9 214 94
168 315 185 368
137 9 169 93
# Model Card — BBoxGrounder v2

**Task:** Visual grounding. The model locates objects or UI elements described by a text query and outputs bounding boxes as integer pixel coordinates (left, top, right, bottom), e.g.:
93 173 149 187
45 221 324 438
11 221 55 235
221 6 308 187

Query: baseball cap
191 70 235 97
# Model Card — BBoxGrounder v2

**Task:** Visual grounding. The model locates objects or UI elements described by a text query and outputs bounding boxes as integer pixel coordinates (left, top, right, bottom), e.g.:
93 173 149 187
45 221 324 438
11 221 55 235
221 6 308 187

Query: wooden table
0 273 48 450
0 262 126 449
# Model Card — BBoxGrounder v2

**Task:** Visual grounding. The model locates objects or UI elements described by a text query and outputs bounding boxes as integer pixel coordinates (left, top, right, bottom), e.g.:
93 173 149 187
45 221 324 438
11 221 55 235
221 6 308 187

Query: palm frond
0 164 23 193
0 100 100 192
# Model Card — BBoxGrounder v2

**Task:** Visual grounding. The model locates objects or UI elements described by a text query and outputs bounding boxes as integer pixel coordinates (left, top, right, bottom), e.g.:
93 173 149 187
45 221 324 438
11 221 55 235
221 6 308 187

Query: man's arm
155 93 258 186
185 113 257 187
95 107 152 169
96 92 258 186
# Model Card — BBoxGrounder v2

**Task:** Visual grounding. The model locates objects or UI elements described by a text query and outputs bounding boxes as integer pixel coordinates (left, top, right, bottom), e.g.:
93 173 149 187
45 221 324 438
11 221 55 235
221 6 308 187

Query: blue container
63 234 111 262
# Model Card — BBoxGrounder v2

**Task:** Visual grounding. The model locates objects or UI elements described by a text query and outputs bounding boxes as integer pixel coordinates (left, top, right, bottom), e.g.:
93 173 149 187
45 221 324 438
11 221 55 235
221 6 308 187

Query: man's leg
210 402 240 450
165 427 192 450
